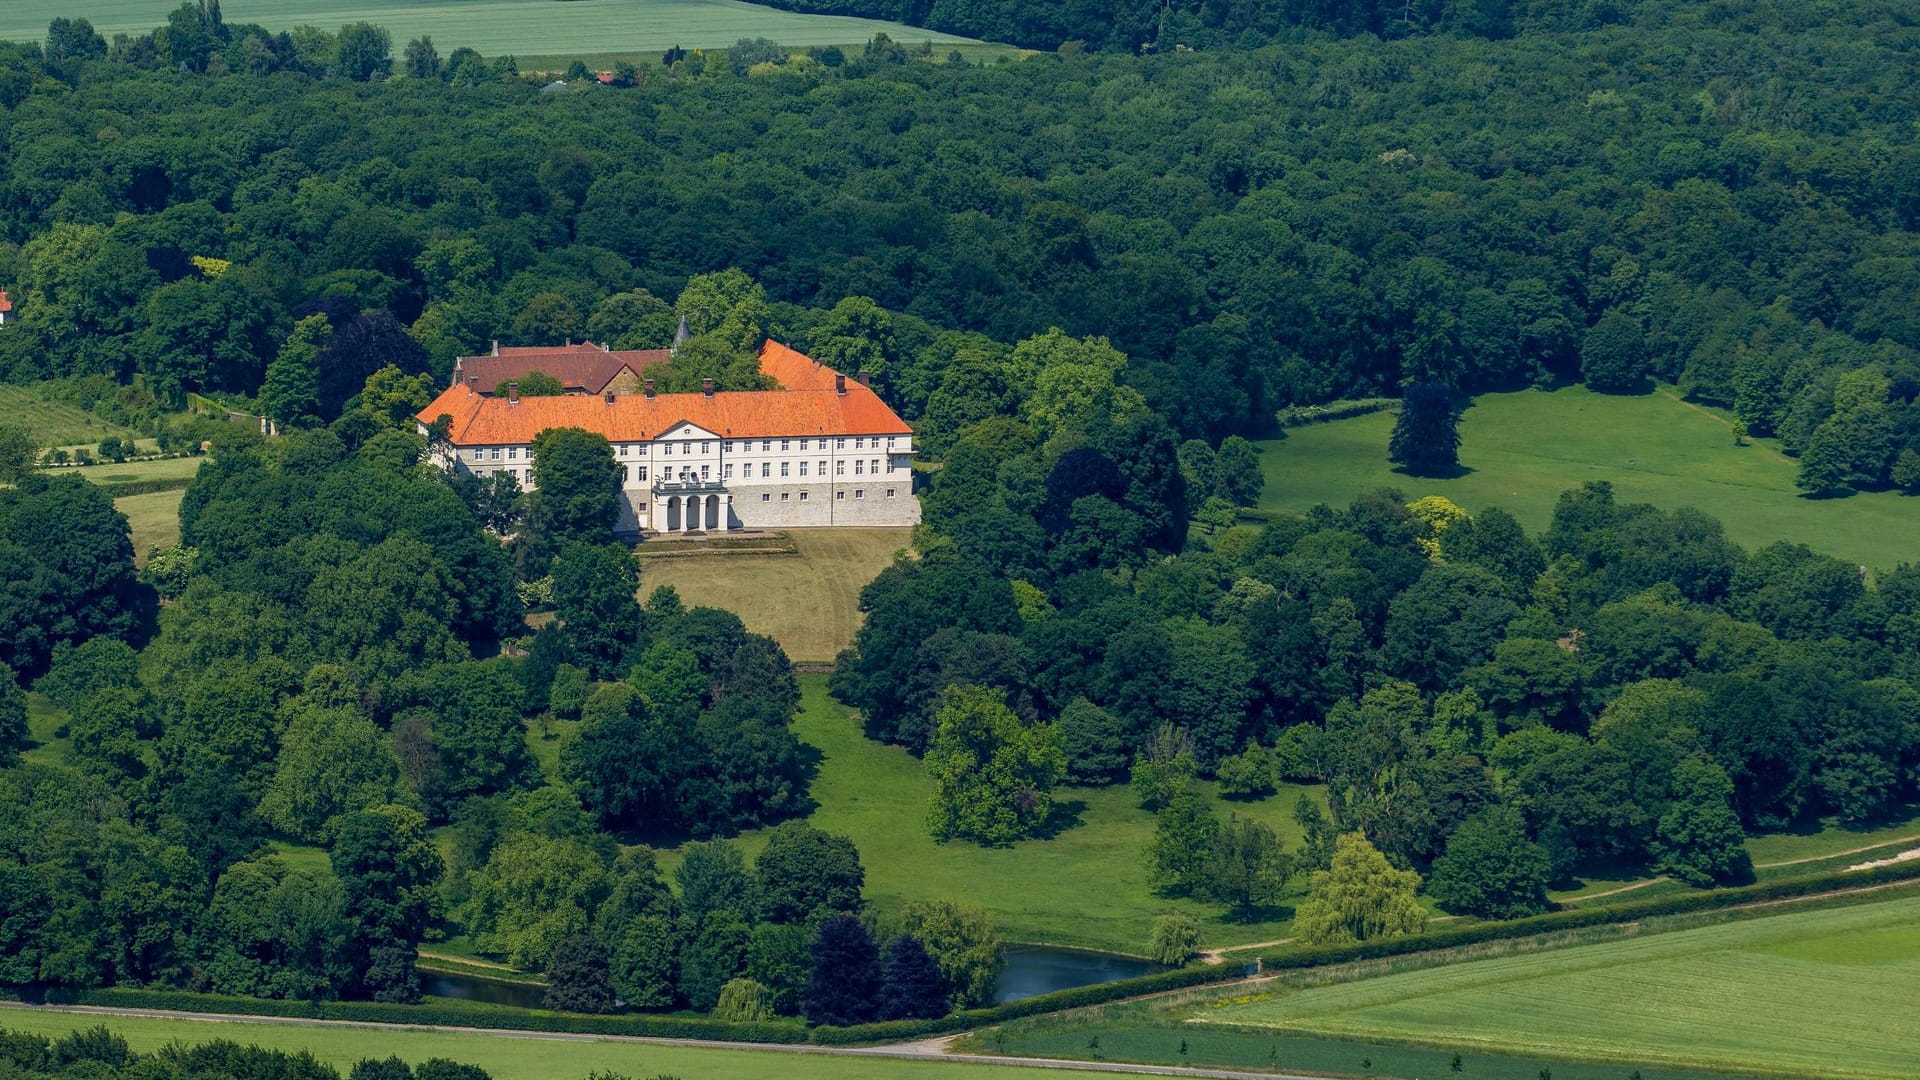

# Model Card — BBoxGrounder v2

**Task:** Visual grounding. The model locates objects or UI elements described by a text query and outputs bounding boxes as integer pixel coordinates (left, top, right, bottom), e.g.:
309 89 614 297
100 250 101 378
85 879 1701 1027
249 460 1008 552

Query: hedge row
90 477 195 497
37 863 1920 1047
1256 858 1920 972
1273 397 1399 427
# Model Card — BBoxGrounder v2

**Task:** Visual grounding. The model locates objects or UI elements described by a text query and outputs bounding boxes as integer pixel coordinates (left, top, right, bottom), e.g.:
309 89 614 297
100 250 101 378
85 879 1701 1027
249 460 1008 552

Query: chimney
491 340 499 356
644 379 656 398
466 375 479 389
507 382 519 404
834 373 846 396
702 377 715 397
604 392 616 406
856 368 871 387
602 342 611 352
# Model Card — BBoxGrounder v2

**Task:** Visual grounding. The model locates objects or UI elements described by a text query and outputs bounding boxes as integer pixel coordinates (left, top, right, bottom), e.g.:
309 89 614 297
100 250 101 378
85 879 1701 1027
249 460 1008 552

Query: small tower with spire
671 315 691 356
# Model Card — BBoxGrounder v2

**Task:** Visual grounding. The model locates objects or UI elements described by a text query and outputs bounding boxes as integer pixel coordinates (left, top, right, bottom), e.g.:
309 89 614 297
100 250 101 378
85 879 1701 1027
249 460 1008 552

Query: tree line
3 2 1918 498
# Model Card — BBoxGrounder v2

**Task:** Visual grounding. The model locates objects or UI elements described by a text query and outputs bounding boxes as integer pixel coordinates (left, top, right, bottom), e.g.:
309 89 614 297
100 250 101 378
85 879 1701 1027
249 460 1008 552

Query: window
835 490 846 500
835 461 845 475
781 438 790 451
761 440 771 452
855 489 865 500
799 462 809 476
509 447 521 459
701 465 710 479
761 493 771 502
886 488 896 498
887 437 896 449
663 442 673 455
871 459 880 475
799 438 809 451
780 492 790 502
723 464 734 479
703 441 711 453
818 459 827 474
780 462 789 477
836 437 846 449
854 460 864 475
760 462 770 478
490 448 501 460
800 491 810 501
725 441 735 452
638 467 648 481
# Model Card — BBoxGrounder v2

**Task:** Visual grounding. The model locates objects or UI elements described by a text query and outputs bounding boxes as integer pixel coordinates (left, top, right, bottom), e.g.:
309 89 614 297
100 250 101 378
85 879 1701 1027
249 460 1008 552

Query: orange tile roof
418 341 910 445
0 290 11 314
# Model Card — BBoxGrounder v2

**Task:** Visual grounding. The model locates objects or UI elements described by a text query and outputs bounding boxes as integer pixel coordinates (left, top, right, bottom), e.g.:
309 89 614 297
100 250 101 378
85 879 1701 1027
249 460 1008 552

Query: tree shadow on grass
1030 799 1087 840
1389 463 1476 481
1215 901 1295 928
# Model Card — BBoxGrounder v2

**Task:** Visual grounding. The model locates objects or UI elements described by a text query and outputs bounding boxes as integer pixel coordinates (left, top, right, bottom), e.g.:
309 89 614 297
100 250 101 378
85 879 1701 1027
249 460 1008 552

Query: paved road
0 1001 1320 1080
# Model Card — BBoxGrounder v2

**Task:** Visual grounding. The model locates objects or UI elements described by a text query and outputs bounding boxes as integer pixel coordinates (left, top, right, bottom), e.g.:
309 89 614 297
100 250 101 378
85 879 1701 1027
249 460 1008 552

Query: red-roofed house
0 290 12 328
418 341 917 534
450 342 670 396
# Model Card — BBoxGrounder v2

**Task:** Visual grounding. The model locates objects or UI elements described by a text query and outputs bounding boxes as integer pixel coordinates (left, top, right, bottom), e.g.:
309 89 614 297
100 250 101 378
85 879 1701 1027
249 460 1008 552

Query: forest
2 0 1919 1029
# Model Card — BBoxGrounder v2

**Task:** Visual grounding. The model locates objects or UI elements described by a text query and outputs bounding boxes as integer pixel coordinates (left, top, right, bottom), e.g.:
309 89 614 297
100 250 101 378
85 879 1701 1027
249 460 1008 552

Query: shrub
1148 912 1200 965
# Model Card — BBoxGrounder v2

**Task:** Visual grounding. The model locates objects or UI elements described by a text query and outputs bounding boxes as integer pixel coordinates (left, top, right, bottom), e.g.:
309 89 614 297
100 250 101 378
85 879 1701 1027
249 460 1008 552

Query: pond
425 943 1163 1012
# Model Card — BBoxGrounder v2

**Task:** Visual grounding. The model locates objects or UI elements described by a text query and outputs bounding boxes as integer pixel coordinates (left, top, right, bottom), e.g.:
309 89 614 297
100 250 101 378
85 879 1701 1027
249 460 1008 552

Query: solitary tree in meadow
1388 381 1461 476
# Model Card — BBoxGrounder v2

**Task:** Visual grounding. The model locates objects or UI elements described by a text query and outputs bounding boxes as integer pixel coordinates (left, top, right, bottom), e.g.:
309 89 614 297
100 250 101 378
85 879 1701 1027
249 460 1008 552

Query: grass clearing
115 488 185 562
0 0 975 57
636 527 909 662
0 1008 1104 1080
21 692 70 769
1204 893 1920 1079
658 676 1327 954
1257 385 1920 570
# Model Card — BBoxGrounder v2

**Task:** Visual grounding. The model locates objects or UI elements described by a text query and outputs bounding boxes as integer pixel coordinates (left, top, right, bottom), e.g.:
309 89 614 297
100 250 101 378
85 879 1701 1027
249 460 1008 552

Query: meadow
635 527 910 662
1204 893 1920 1079
1256 385 1920 571
0 384 142 450
0 1007 1100 1080
0 0 974 57
114 489 185 562
659 676 1327 955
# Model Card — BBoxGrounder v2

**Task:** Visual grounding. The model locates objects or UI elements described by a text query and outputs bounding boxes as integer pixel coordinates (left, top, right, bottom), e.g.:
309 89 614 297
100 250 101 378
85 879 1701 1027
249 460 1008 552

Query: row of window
756 488 897 503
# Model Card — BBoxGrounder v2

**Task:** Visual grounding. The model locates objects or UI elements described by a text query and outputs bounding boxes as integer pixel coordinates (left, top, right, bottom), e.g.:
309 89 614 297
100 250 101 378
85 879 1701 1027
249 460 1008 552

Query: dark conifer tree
545 932 619 1013
803 915 882 1025
1389 381 1462 476
878 934 950 1020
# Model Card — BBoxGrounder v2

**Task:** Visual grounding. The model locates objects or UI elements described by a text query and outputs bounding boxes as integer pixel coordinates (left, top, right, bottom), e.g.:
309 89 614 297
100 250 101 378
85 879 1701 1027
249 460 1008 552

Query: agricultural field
635 527 910 662
1205 893 1920 1079
0 384 143 451
0 1007 1099 1080
0 0 976 57
660 677 1328 955
1257 385 1920 571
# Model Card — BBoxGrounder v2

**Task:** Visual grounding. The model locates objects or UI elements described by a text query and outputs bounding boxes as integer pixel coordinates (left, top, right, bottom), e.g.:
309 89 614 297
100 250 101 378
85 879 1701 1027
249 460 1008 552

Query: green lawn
637 528 910 662
115 488 185 563
1258 385 1920 571
1205 893 1920 1079
0 1008 1101 1080
0 384 141 450
0 0 975 56
21 692 70 769
658 676 1326 955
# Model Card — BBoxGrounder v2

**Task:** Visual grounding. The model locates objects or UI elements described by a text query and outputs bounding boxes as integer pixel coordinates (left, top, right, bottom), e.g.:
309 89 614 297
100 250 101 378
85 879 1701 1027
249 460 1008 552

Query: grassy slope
115 489 185 562
1257 385 1920 571
636 527 910 662
0 0 975 55
657 677 1326 955
0 1008 1099 1080
0 385 139 449
1207 894 1920 1079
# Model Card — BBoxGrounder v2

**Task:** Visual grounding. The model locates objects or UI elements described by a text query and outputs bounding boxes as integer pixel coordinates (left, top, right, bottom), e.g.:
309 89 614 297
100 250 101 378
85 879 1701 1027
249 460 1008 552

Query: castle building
416 341 919 534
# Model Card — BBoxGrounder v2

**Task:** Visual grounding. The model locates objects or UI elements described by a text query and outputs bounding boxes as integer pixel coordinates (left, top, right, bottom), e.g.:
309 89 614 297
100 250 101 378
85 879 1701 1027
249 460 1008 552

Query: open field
1205 893 1920 1079
660 676 1326 954
115 489 186 562
0 0 976 56
1257 385 1920 570
0 384 141 449
67 456 204 487
0 1008 1101 1080
636 527 909 662
515 39 1029 71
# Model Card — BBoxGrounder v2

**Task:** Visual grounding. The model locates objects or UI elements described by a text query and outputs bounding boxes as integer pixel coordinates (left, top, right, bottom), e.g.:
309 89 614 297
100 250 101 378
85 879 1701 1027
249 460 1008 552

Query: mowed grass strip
0 0 976 57
1256 385 1920 571
660 676 1327 954
636 527 909 662
0 1007 1103 1080
1206 893 1920 1079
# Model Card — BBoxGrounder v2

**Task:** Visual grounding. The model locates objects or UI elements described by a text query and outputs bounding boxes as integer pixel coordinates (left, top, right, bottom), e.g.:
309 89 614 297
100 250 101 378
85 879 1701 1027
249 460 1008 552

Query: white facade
445 423 918 533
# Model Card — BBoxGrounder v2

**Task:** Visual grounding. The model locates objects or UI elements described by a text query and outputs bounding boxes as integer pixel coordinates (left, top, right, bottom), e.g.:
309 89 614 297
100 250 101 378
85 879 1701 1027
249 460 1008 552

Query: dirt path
1754 834 1920 869
416 950 523 973
1559 877 1670 904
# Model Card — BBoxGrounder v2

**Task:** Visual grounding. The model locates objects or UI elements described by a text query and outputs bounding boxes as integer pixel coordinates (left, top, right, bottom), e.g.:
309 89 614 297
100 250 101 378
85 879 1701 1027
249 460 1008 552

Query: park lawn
116 489 185 563
0 1008 1105 1080
21 692 70 769
1745 807 1920 868
0 384 140 449
1204 893 1920 1080
1257 384 1920 571
524 716 583 784
0 0 976 56
636 527 910 662
658 676 1327 955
